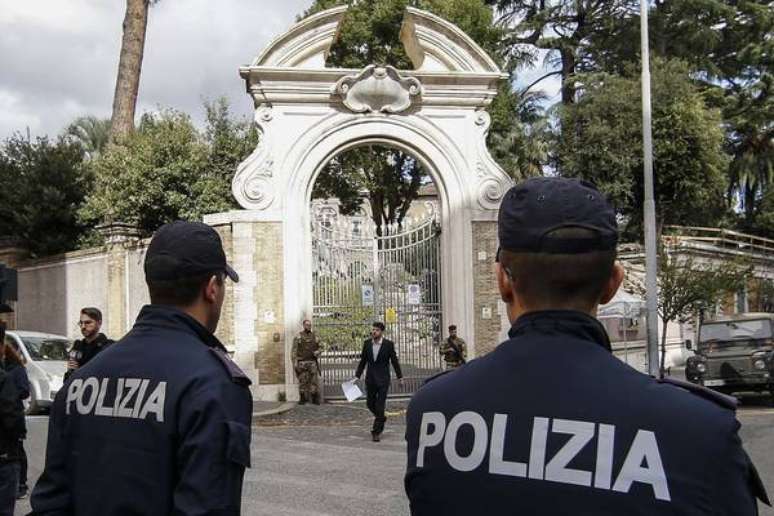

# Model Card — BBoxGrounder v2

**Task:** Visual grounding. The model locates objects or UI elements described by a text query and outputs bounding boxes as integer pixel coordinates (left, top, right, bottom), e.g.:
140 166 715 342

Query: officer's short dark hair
498 228 616 309
372 322 386 331
147 272 224 307
448 325 457 331
80 307 103 322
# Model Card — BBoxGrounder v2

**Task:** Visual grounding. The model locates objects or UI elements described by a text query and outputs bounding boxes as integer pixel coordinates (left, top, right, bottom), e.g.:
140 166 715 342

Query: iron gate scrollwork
312 214 443 398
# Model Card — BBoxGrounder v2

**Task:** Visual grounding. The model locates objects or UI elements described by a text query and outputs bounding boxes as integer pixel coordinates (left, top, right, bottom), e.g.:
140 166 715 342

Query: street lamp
641 0 660 377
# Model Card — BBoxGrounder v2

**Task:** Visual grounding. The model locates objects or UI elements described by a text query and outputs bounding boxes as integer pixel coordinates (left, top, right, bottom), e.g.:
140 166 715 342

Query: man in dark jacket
354 322 402 442
0 322 24 516
64 307 113 381
30 221 253 515
2 336 29 499
404 178 769 515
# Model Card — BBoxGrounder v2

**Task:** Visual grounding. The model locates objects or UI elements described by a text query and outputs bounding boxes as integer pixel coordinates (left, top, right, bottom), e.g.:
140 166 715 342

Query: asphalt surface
15 398 774 515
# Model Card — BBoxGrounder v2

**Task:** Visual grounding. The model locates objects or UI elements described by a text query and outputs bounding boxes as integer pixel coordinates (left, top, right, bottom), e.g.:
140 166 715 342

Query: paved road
15 400 774 515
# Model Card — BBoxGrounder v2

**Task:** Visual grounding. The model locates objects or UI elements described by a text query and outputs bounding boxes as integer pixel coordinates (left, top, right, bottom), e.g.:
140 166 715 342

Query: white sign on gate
362 284 374 306
407 284 421 305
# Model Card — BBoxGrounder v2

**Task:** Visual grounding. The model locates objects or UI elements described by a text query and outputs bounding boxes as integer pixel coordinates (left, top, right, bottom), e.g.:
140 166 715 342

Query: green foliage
486 0 638 104
753 276 774 312
0 134 93 257
81 99 258 236
645 1 774 227
558 59 729 237
725 73 774 222
488 86 552 178
313 146 427 233
748 187 774 239
64 116 111 160
487 0 772 237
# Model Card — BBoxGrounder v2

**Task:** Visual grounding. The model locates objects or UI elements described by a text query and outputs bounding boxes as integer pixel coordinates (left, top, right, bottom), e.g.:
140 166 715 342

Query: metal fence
312 216 443 398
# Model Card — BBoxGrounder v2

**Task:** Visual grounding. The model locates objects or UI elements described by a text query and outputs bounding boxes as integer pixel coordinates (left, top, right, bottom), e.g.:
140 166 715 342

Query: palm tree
489 88 552 179
725 74 774 224
65 116 111 159
108 0 156 142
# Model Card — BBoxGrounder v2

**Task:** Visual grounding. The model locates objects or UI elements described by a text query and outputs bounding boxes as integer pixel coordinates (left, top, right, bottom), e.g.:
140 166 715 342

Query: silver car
4 330 70 414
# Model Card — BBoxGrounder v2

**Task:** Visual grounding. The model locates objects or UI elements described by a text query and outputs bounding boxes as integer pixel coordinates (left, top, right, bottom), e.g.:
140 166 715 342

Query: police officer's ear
495 262 515 304
203 274 223 304
598 261 625 305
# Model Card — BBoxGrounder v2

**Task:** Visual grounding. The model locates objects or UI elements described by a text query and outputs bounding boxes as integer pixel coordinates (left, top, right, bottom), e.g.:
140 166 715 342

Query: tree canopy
558 59 729 238
80 99 258 237
0 134 93 257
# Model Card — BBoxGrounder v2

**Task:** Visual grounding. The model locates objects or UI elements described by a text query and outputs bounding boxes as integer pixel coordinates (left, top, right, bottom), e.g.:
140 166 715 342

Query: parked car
3 330 70 414
686 313 774 399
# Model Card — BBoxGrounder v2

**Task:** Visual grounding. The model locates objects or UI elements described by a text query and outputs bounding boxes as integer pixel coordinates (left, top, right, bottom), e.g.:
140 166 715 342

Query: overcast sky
0 1 559 142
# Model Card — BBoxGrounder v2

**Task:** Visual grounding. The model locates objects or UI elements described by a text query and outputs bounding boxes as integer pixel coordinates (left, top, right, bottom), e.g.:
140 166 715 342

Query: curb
252 402 297 419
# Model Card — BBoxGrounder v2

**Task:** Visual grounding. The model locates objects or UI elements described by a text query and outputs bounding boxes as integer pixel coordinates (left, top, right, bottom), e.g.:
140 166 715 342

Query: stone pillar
205 212 287 402
471 221 505 356
0 238 29 329
97 223 141 338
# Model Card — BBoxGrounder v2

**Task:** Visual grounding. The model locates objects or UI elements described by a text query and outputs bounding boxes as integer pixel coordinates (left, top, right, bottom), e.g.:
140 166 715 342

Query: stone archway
205 6 513 401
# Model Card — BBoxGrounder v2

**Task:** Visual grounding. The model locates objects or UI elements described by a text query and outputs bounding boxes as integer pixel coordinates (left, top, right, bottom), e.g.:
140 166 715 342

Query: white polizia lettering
489 413 526 477
64 376 168 423
545 419 595 487
612 430 671 501
414 412 670 502
443 412 488 472
417 412 446 468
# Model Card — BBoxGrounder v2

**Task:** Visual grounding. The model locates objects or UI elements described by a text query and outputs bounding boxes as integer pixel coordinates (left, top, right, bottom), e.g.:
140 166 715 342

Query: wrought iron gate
312 215 443 398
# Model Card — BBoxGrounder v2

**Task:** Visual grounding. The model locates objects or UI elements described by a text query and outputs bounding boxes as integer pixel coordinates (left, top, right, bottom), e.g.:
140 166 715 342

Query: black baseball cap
497 177 618 255
144 221 239 283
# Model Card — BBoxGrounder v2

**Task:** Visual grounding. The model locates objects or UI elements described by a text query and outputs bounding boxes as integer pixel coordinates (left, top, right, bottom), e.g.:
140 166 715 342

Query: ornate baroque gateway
205 6 514 401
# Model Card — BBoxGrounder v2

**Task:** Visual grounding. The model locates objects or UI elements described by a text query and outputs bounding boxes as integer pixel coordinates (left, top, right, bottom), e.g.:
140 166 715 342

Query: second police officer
404 177 769 515
30 221 253 516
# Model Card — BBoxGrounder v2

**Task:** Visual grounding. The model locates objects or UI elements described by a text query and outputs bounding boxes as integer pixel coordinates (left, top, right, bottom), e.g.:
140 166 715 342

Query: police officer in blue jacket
30 221 253 516
405 178 769 515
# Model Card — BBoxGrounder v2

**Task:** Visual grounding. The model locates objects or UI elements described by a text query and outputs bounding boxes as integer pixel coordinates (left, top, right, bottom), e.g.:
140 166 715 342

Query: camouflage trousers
444 360 463 369
295 360 319 396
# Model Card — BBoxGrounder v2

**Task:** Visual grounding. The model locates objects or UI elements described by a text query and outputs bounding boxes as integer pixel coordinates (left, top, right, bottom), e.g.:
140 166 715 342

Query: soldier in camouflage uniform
293 319 321 404
440 325 467 369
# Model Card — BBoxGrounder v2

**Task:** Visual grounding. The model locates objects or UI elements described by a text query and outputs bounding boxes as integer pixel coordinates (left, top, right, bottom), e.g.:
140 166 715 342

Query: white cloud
0 0 311 140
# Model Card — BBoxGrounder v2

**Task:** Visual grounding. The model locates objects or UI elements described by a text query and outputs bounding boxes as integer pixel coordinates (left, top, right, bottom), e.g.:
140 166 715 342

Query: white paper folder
341 379 363 402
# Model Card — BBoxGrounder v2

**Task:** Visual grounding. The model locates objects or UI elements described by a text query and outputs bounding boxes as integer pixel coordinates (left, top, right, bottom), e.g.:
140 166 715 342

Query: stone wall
253 223 285 386
15 249 110 339
126 246 151 329
471 221 503 356
211 224 236 350
205 213 290 401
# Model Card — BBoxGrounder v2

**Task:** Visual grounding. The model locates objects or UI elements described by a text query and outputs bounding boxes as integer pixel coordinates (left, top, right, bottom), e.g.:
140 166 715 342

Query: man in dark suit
354 322 403 442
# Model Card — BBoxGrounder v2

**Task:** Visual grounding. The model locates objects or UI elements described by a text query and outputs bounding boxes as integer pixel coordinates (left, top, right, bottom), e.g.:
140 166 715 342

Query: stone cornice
239 66 506 108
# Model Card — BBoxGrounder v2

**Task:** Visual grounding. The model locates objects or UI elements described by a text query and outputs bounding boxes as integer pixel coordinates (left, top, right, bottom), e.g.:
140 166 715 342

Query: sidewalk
254 399 410 427
252 400 294 418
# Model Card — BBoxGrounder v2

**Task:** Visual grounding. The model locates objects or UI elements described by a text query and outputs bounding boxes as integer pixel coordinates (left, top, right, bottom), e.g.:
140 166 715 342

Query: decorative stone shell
331 65 422 114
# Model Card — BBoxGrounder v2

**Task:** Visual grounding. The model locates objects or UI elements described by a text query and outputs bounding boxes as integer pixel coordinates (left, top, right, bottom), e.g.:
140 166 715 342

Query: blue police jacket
30 304 253 516
405 310 768 515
